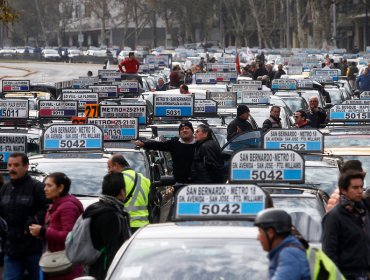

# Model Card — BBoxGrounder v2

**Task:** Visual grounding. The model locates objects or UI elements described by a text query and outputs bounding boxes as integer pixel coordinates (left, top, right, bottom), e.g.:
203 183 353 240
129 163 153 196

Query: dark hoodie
84 201 131 280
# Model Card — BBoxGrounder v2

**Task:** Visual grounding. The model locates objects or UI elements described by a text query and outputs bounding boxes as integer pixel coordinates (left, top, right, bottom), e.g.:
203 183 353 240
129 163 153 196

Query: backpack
65 215 105 265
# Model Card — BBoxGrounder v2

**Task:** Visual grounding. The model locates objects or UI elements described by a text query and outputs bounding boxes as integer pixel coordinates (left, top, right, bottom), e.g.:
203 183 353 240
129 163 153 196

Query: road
0 62 108 83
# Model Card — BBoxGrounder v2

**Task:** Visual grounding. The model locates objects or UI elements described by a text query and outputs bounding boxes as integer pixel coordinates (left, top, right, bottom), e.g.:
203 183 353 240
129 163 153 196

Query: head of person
44 172 71 201
266 64 272 72
179 84 189 94
309 96 319 109
87 70 93 77
194 124 212 142
254 208 292 252
7 152 29 181
338 171 365 202
128 52 135 61
341 159 364 174
237 105 250 121
261 75 270 86
364 68 369 75
102 172 126 201
178 121 194 142
158 77 164 86
294 110 307 125
278 64 283 71
270 106 281 119
351 61 356 67
107 154 130 174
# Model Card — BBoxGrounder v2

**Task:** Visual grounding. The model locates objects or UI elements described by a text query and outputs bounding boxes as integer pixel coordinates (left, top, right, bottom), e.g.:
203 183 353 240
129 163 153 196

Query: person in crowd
347 61 359 90
322 171 370 280
294 110 311 128
169 65 182 88
135 121 196 184
306 96 327 128
253 63 268 80
107 154 151 233
262 106 282 132
29 173 84 280
190 124 224 184
340 59 348 77
84 172 131 280
254 208 311 280
155 77 167 91
261 75 272 90
87 70 93 77
179 84 190 94
274 64 286 79
0 153 48 280
184 69 193 84
227 105 253 141
198 57 206 72
266 64 275 82
118 52 140 74
356 67 370 91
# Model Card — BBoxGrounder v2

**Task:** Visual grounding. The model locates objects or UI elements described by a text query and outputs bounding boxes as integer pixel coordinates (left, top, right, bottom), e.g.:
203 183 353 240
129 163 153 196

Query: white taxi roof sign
99 105 147 125
38 100 78 119
194 99 218 117
2 80 30 92
175 184 266 220
360 91 370 100
206 91 237 108
271 79 297 90
0 134 27 162
0 99 29 119
153 94 194 117
87 118 138 141
329 104 370 121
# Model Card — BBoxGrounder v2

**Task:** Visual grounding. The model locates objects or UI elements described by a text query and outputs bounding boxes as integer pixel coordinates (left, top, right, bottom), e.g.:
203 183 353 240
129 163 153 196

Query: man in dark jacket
322 171 370 280
274 64 286 79
262 106 282 132
135 121 196 183
85 172 131 280
294 110 311 128
306 96 327 128
227 105 253 141
190 124 224 184
0 153 48 280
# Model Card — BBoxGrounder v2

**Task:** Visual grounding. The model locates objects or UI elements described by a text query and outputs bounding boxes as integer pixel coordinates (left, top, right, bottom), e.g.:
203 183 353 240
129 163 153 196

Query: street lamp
332 0 337 48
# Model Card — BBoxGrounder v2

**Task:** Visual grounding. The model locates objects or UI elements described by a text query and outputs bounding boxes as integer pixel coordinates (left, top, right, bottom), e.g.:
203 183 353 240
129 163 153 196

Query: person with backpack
29 173 84 279
82 172 131 279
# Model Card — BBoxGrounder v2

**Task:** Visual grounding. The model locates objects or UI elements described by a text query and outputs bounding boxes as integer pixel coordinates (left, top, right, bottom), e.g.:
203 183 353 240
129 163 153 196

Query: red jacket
118 58 140 73
45 195 84 280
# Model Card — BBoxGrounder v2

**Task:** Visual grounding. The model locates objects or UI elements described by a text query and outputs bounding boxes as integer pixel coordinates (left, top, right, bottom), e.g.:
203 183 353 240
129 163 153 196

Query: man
84 172 131 280
169 65 182 88
254 208 311 280
347 62 359 90
190 124 224 184
253 63 268 80
306 96 327 128
118 52 140 74
179 84 190 94
155 77 167 91
356 67 370 91
262 106 282 132
266 64 275 82
322 171 370 280
0 153 48 280
107 154 151 233
261 75 272 91
227 105 253 141
340 59 348 77
294 110 311 128
135 121 196 183
274 64 286 79
199 57 205 72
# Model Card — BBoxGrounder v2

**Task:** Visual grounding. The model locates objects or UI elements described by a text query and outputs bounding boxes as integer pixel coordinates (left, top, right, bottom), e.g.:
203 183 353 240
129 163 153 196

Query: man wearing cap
135 121 196 183
227 105 253 141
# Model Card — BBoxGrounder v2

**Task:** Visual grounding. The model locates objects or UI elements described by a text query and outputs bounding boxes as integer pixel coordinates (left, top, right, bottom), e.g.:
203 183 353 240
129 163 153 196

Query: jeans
3 254 41 280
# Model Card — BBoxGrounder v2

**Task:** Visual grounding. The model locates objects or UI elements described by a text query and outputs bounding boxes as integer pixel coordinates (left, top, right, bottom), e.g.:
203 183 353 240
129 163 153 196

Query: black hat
237 105 250 116
179 121 194 133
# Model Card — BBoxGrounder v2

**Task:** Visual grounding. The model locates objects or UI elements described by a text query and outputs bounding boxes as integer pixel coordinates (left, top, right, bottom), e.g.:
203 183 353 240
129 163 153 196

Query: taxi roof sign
234 81 262 90
195 73 217 84
98 70 121 82
230 149 304 183
2 80 30 92
42 124 103 152
153 94 194 117
329 104 370 121
271 79 297 90
194 99 218 117
89 85 118 99
0 99 29 119
360 91 370 100
99 105 147 125
175 184 266 221
239 90 270 104
38 100 78 119
116 80 139 94
206 91 237 108
0 134 27 163
88 118 138 141
263 129 324 153
296 79 314 89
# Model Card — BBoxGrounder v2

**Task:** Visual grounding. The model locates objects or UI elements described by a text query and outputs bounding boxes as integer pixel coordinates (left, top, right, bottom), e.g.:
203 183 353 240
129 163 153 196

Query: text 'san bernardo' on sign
193 99 217 117
99 105 147 125
153 94 194 117
230 150 304 183
271 79 297 90
43 124 103 151
206 91 237 108
117 80 139 93
2 80 30 92
89 85 118 99
240 90 270 104
360 91 370 100
39 101 78 118
0 100 29 119
175 184 266 220
263 129 323 153
0 135 27 162
88 118 138 141
330 104 370 121
195 73 217 84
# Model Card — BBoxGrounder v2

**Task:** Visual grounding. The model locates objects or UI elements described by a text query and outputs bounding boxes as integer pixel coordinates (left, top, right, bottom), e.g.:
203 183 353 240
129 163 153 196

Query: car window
325 88 343 105
325 135 370 148
280 97 308 113
305 166 340 195
110 238 268 280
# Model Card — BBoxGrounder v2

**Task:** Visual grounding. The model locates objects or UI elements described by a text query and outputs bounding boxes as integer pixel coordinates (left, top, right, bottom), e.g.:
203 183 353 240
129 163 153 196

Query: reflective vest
307 247 346 280
122 169 151 228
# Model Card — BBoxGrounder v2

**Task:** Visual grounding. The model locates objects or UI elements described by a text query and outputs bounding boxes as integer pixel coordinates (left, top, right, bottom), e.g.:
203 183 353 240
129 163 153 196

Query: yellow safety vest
307 247 346 280
122 169 151 228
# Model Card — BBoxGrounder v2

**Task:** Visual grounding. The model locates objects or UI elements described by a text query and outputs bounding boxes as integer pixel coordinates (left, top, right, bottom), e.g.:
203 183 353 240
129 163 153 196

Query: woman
29 173 84 280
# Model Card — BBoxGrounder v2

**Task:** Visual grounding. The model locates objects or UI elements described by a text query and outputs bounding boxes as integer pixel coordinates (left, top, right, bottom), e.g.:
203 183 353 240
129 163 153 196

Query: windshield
325 135 370 148
272 196 322 243
280 97 308 113
110 238 268 280
300 90 323 107
305 166 339 195
326 88 343 105
249 108 289 128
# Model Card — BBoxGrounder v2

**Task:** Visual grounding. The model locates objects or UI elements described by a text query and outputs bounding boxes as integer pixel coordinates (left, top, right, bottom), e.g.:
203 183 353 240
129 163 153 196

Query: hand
236 126 242 133
29 224 42 237
135 140 145 147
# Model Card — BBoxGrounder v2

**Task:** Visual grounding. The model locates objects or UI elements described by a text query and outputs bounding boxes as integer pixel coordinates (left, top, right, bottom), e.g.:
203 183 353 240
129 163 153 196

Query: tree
0 0 19 23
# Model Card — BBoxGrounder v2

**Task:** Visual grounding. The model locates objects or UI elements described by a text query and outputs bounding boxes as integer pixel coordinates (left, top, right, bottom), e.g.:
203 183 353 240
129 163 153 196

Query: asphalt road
0 62 108 83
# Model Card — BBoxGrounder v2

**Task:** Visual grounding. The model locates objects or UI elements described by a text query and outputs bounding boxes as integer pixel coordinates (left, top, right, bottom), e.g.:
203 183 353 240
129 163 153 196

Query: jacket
268 235 311 280
169 71 181 88
0 174 48 257
296 120 311 129
190 138 224 184
118 59 140 74
227 117 253 141
274 69 286 79
84 201 131 280
322 202 370 278
142 138 196 183
306 108 327 128
356 73 370 91
262 116 282 132
45 195 84 280
347 65 358 80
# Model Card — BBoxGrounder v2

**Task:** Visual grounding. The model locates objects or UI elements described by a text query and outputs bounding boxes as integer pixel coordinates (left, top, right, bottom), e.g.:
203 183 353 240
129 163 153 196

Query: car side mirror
153 175 176 187
324 103 333 109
